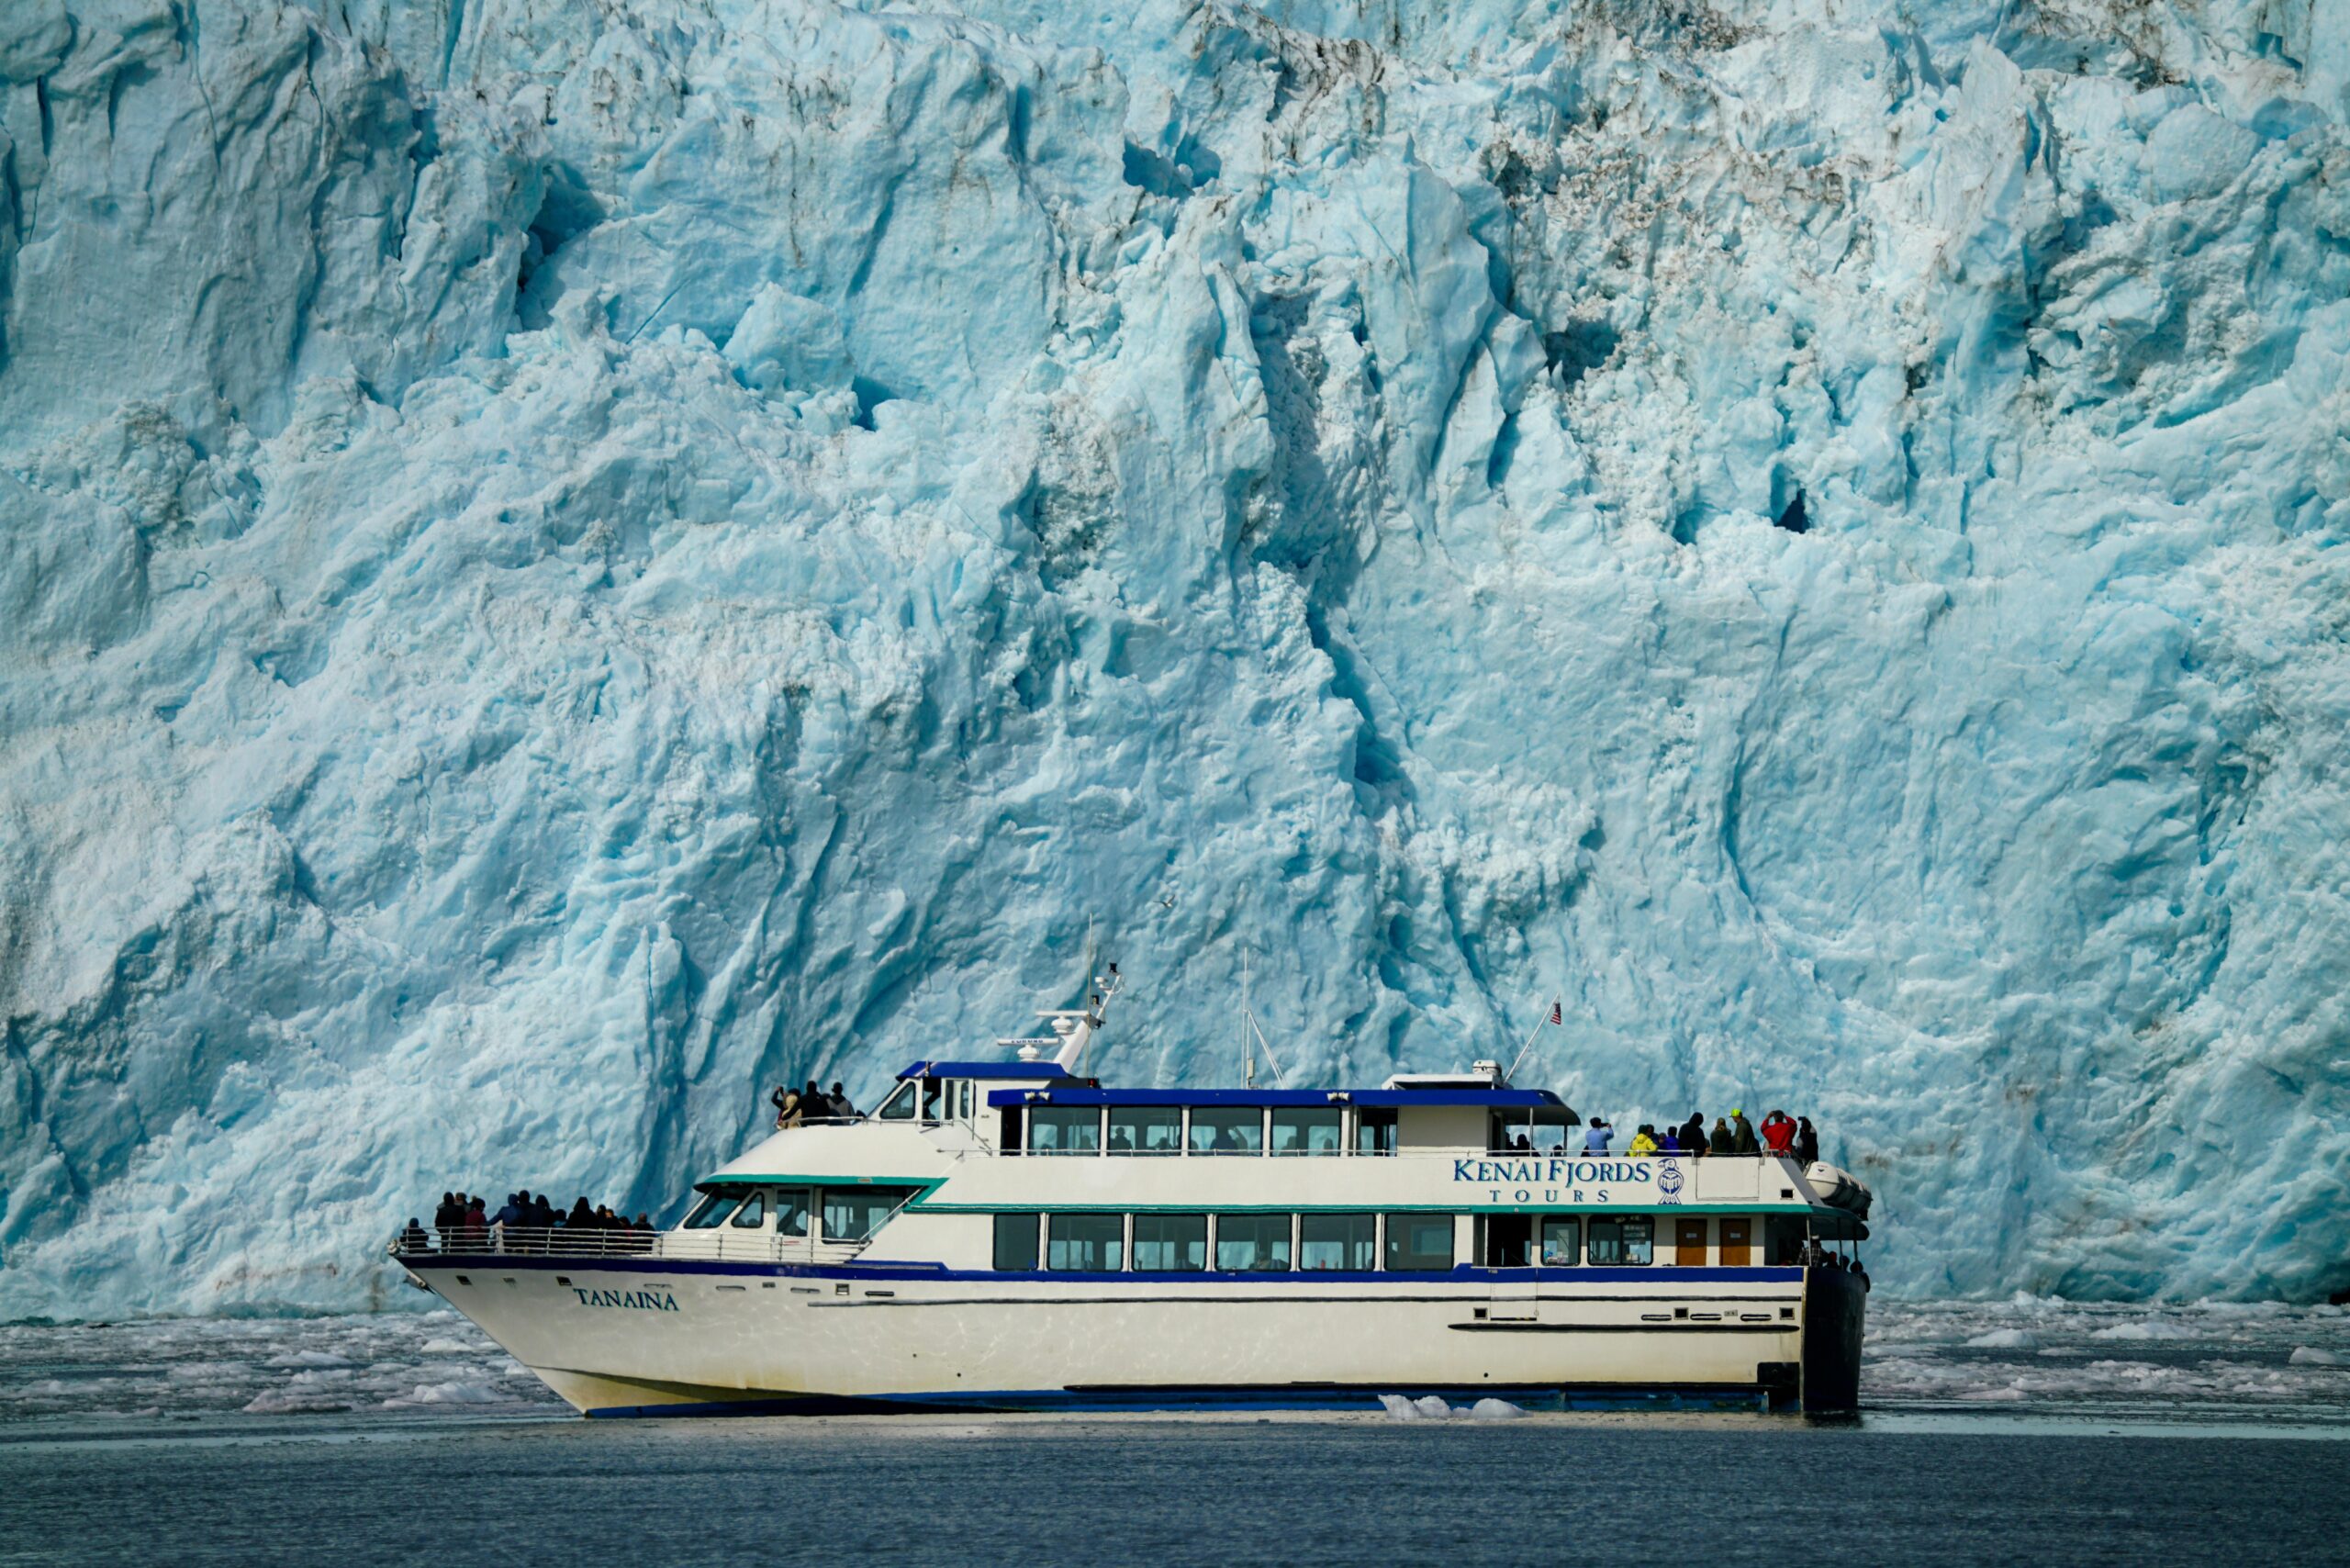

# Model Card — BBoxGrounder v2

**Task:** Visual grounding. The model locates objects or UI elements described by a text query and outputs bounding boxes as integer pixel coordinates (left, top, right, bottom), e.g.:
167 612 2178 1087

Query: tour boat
388 970 1872 1415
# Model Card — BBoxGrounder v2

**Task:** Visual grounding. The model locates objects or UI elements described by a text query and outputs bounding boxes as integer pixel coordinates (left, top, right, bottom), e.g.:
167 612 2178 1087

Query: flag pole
1505 995 1562 1084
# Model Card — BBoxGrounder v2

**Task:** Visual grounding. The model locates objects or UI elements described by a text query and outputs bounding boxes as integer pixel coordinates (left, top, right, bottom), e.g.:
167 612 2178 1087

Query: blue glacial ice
1 0 2348 1316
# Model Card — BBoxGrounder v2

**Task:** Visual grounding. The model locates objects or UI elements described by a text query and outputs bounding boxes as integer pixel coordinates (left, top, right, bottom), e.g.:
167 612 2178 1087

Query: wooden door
1718 1217 1751 1267
1674 1218 1707 1266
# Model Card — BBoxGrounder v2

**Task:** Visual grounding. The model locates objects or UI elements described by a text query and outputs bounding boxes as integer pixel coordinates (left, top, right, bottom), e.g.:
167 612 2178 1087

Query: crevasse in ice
1 0 2346 1316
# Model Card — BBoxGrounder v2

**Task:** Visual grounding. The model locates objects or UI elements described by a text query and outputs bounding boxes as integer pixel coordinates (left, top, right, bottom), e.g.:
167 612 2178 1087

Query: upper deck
705 1058 1867 1237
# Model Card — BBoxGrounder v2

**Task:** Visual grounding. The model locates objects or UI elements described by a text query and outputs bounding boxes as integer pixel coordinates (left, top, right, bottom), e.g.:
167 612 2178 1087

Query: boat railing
388 1225 872 1265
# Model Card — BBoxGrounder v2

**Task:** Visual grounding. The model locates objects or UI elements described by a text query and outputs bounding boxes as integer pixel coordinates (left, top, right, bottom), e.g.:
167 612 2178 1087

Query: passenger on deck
1511 1133 1533 1153
1628 1125 1659 1156
1851 1259 1870 1291
433 1192 460 1248
462 1195 487 1246
1655 1126 1682 1154
802 1080 823 1120
565 1196 596 1227
830 1081 858 1119
1761 1110 1796 1154
1680 1113 1708 1157
1731 1110 1760 1154
773 1085 801 1128
401 1217 429 1252
494 1193 525 1230
1796 1116 1820 1166
1583 1119 1613 1154
1708 1117 1735 1154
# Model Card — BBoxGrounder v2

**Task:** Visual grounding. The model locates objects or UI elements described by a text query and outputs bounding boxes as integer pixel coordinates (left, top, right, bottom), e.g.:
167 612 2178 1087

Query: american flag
1548 1001 1563 1025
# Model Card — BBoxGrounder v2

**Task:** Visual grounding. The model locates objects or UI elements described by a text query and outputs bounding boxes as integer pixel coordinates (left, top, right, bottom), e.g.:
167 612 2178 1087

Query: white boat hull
404 1251 1863 1415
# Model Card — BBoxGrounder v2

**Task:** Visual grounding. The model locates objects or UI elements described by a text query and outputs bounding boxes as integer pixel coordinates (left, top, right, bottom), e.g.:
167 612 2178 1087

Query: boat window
1214 1214 1292 1271
1133 1214 1207 1271
731 1190 769 1229
1356 1109 1398 1155
958 1080 975 1120
1027 1106 1102 1154
919 1077 945 1121
1190 1107 1264 1155
776 1188 811 1239
1540 1216 1580 1267
1108 1107 1182 1154
1384 1214 1456 1272
993 1213 1040 1271
1587 1216 1653 1266
1300 1213 1376 1271
1270 1107 1343 1155
682 1192 742 1229
1047 1215 1125 1271
876 1081 918 1121
822 1186 918 1243
1482 1214 1533 1267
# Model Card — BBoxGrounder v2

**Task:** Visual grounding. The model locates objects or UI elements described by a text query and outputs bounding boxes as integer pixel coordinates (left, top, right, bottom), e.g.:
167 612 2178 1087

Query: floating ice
383 1381 505 1408
2091 1320 2203 1343
2 0 2348 1317
1964 1329 2042 1351
2290 1348 2344 1367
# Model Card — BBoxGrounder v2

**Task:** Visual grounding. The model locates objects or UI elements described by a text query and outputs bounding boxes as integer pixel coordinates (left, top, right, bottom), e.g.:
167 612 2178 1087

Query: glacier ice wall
2 0 2348 1315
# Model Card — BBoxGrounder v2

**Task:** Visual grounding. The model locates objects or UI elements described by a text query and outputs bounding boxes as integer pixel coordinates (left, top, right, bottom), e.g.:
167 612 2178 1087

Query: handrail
388 1225 872 1264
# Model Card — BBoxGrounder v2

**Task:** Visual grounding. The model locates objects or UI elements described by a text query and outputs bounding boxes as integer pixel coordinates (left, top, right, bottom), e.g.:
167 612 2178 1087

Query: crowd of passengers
1504 1108 1821 1164
397 1191 657 1253
770 1081 859 1126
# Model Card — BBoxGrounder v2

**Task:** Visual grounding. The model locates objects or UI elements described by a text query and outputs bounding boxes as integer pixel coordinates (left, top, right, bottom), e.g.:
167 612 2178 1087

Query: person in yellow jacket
1628 1124 1660 1156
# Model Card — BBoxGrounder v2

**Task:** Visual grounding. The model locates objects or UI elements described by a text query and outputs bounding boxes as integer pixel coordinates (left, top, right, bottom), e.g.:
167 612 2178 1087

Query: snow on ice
2 0 2349 1316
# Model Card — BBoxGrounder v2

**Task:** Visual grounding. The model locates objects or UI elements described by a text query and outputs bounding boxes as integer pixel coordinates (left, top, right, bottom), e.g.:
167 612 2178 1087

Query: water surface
3 1299 2344 1565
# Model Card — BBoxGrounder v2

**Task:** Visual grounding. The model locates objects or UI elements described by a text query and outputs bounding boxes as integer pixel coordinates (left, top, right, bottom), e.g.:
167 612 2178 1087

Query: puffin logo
1657 1159 1685 1204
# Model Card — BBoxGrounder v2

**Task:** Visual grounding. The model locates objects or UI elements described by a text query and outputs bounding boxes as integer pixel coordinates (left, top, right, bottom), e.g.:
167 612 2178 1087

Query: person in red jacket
1761 1109 1797 1154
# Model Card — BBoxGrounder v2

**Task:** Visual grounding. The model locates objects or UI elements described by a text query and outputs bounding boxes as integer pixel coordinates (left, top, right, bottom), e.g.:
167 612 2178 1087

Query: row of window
990 1212 1661 1272
1014 1105 1398 1155
681 1186 919 1243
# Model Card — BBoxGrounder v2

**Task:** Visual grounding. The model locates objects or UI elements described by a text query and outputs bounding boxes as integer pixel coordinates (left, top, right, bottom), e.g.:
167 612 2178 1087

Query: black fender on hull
1800 1268 1867 1412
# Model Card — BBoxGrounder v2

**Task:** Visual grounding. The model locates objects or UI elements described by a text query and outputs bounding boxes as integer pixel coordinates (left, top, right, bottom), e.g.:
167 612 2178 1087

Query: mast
1045 961 1120 1071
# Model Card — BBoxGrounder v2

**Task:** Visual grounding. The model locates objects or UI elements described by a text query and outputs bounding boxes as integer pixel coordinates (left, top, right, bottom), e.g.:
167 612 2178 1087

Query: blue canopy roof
985 1086 1574 1112
898 1059 1087 1082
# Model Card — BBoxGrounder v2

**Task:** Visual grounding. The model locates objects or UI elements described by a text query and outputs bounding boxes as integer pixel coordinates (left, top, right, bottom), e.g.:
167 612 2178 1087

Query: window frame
1046 1213 1125 1273
1107 1106 1184 1155
1132 1213 1208 1272
992 1212 1041 1271
875 1081 918 1121
1299 1212 1377 1271
775 1187 812 1239
1026 1105 1103 1155
1270 1106 1344 1155
821 1186 918 1244
729 1190 769 1229
1189 1107 1266 1156
1213 1213 1292 1272
1586 1215 1654 1267
1383 1212 1456 1272
683 1191 742 1230
1539 1215 1580 1268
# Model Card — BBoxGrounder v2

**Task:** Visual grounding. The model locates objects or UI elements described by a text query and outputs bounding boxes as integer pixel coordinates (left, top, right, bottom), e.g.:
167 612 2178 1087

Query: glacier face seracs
2 0 2347 1315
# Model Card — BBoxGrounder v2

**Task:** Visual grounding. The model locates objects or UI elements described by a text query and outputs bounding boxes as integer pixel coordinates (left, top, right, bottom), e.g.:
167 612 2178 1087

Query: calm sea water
3 1299 2345 1565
